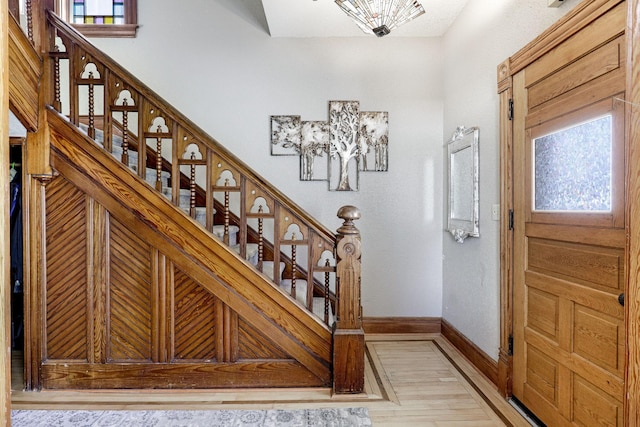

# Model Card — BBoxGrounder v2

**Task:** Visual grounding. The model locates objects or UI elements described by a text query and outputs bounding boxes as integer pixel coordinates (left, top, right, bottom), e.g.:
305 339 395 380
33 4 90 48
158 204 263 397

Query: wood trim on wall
1 0 10 424
362 317 441 335
54 0 138 38
625 0 640 425
509 0 624 75
499 0 628 412
497 58 514 398
441 320 498 387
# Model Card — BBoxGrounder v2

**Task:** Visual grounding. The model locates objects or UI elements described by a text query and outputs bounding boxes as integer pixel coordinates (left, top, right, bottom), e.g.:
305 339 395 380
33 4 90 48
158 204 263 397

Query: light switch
492 204 500 221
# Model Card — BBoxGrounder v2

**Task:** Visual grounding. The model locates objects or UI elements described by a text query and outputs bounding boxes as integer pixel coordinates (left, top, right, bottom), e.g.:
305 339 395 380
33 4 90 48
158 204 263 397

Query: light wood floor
11 334 531 426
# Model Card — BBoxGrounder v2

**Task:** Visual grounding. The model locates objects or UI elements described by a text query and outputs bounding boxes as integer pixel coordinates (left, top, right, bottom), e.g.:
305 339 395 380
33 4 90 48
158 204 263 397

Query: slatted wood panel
173 268 217 361
8 13 40 131
39 168 328 388
108 218 152 361
238 318 289 360
45 176 88 360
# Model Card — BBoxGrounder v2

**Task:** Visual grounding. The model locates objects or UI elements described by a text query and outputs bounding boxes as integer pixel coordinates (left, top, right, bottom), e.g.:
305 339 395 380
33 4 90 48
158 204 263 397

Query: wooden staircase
8 2 364 394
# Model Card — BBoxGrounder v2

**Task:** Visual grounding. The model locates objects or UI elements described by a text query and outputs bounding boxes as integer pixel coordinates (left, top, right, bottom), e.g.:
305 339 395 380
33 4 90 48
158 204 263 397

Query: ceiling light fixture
335 0 425 37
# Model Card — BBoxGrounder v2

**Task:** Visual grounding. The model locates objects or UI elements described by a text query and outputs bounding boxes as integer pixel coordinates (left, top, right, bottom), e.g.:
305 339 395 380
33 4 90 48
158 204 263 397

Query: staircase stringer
47 108 332 384
45 11 341 325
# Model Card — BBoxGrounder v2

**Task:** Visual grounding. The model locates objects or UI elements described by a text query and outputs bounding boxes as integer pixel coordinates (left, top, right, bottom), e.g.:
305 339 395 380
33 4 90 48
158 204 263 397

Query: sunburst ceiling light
335 0 426 37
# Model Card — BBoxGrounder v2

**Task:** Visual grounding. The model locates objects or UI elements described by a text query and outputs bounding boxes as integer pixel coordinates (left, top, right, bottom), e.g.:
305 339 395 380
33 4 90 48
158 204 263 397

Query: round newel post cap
337 205 361 235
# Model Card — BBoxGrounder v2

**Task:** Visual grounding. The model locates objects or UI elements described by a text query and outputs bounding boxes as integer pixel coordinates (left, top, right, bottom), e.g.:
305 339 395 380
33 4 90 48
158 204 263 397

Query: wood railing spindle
224 179 230 245
291 234 297 301
26 0 33 43
189 152 196 216
53 45 61 111
324 259 331 324
155 125 162 191
88 71 95 139
258 205 264 271
121 99 129 164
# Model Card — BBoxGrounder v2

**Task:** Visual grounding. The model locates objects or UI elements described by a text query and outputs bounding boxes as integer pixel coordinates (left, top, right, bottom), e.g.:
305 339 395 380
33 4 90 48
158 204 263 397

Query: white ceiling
261 0 470 38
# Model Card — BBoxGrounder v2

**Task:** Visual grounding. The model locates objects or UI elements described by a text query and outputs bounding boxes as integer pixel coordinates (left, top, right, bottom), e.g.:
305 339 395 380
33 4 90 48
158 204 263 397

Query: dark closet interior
10 142 23 352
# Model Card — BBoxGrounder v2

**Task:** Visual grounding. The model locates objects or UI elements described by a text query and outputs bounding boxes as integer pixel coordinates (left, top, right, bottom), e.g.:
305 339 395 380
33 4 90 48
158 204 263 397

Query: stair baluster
87 71 95 139
290 234 297 301
223 179 230 245
189 152 196 217
155 126 163 191
324 259 331 324
53 45 61 112
25 0 33 43
257 205 264 272
36 6 365 393
121 99 129 164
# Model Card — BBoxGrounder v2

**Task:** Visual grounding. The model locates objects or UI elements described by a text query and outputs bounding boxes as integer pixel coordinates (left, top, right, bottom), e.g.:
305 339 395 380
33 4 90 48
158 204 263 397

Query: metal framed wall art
270 101 389 191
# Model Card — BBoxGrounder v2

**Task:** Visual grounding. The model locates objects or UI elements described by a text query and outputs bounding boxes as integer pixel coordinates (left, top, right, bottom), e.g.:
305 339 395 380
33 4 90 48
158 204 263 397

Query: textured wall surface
92 0 585 358
94 0 445 318
442 0 583 359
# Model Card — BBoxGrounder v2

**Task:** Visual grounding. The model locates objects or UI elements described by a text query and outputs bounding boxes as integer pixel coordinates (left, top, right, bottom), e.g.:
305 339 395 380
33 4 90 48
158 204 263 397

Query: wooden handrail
29 6 364 393
8 12 40 132
46 10 335 242
47 9 339 309
47 106 332 379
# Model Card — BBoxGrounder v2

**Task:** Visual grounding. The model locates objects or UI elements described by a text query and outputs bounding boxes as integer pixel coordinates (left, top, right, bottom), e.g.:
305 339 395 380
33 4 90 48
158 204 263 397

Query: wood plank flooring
11 334 531 426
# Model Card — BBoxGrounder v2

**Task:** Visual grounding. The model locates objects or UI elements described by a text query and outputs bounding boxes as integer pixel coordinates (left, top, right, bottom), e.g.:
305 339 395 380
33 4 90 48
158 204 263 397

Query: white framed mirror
447 126 479 243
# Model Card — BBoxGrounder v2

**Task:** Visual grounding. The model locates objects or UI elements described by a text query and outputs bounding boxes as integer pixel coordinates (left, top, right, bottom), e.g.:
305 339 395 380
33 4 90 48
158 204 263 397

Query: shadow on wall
9 112 26 137
216 0 270 35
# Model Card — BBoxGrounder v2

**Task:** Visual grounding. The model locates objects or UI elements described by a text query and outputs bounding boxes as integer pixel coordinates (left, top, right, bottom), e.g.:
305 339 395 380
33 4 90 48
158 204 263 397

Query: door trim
624 0 640 424
497 0 638 424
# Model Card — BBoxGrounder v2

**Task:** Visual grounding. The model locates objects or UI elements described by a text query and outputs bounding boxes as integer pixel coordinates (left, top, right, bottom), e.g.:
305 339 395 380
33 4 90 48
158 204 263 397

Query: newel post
25 0 54 177
333 205 365 394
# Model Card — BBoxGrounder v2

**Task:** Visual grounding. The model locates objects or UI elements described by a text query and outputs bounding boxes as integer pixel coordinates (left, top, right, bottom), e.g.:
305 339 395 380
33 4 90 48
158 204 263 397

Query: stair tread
279 279 334 325
76 109 335 328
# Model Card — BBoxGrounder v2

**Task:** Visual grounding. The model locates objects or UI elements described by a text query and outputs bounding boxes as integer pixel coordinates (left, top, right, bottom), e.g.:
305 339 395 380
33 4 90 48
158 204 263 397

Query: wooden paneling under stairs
8 3 365 396
36 109 333 390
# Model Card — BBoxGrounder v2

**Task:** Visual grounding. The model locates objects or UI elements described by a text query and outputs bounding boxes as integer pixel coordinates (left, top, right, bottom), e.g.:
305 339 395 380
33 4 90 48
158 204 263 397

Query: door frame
498 0 640 425
1 2 10 426
624 0 640 423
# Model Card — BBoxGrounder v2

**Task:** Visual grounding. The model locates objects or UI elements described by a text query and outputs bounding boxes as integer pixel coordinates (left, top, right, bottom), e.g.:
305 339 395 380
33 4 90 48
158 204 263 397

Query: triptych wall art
271 101 388 191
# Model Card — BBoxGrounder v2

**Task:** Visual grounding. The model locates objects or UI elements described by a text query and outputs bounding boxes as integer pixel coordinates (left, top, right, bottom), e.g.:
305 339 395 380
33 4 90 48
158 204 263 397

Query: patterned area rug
11 407 372 426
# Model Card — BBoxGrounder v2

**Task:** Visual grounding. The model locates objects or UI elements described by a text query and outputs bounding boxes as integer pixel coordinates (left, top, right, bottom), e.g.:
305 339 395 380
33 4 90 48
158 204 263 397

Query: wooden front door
511 2 627 426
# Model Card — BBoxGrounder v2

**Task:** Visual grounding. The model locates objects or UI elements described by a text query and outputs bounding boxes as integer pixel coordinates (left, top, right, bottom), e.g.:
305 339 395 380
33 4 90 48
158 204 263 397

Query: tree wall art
271 101 388 191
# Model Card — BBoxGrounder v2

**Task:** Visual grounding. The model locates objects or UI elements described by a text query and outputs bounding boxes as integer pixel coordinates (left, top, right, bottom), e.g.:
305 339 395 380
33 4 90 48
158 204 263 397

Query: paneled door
511 3 627 426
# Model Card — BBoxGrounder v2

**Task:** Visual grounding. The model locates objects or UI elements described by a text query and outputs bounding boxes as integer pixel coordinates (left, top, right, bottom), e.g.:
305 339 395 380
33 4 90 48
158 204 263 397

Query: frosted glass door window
533 115 612 212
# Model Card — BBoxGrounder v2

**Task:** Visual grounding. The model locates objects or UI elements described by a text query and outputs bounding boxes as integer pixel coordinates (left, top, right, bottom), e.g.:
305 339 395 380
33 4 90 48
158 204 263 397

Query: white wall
92 0 445 317
90 0 585 357
441 0 582 360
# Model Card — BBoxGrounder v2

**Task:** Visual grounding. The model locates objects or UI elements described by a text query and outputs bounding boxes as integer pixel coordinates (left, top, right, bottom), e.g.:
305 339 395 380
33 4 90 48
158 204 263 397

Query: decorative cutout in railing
45 11 347 328
271 101 388 191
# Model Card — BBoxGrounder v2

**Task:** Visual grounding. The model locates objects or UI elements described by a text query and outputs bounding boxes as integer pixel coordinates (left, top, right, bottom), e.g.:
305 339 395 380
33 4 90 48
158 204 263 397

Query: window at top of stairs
56 0 138 38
